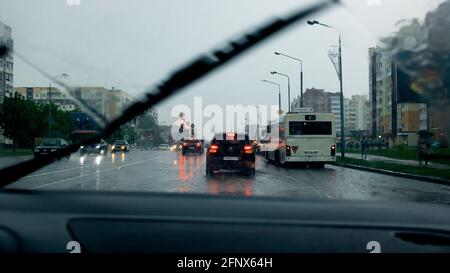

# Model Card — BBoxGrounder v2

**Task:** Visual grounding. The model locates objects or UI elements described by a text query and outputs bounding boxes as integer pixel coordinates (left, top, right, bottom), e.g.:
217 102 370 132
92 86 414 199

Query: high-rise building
0 21 13 103
348 95 369 131
369 46 423 145
368 19 430 145
298 88 352 134
0 21 13 147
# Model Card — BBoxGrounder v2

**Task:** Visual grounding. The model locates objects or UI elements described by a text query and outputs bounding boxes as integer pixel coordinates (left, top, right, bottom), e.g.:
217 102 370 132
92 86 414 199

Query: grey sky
0 0 444 124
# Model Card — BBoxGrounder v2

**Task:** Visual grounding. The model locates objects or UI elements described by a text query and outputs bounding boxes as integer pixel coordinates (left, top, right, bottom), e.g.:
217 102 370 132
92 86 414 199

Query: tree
0 93 73 151
136 109 164 147
0 93 40 151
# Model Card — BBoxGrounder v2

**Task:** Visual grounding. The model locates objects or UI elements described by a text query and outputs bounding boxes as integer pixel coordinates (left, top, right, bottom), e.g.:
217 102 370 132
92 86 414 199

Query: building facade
369 46 425 145
14 87 78 112
14 86 134 121
0 21 13 103
348 95 369 131
298 88 362 135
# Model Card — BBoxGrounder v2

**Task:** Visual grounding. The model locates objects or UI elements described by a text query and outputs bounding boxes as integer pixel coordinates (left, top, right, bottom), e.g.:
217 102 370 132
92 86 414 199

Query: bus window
289 122 332 135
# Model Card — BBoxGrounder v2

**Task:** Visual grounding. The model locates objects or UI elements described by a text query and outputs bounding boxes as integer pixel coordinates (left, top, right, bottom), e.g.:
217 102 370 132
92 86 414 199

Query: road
5 150 450 204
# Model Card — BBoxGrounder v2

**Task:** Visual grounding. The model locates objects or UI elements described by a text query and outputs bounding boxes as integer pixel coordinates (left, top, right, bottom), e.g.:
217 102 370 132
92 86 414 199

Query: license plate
188 147 195 149
223 156 239 161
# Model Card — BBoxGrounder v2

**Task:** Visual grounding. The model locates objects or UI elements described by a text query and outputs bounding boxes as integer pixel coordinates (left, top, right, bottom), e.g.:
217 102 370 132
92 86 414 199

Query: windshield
0 0 449 208
289 121 332 135
40 138 61 146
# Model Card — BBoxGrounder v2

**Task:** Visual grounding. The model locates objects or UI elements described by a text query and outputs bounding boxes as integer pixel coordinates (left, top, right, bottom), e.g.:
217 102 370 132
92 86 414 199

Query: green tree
0 93 40 151
0 93 73 151
136 109 164 147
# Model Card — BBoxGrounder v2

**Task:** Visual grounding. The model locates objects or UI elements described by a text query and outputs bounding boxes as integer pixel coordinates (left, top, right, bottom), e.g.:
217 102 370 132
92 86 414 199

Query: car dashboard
0 190 449 253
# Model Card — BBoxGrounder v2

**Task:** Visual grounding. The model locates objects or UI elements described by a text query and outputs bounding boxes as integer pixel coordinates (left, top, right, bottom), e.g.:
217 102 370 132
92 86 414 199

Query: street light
307 19 345 158
270 71 291 113
48 73 69 138
274 51 304 108
261 80 281 114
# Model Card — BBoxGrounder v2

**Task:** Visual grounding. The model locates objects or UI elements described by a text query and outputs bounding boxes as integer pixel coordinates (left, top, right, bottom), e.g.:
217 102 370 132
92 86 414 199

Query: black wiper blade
0 0 339 187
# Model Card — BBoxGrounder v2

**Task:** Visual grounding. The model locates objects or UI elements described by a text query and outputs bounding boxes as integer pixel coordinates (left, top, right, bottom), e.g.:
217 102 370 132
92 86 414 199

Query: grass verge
0 148 33 157
341 147 450 166
337 157 450 181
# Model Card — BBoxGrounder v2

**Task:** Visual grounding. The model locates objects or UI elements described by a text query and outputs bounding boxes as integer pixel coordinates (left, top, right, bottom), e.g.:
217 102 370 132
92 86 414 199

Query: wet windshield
0 0 449 206
40 139 62 146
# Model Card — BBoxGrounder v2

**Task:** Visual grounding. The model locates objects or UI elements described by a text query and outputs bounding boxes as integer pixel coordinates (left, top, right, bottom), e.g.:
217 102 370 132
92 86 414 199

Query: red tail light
209 144 219 154
244 145 253 154
182 143 187 147
196 143 201 148
331 144 336 156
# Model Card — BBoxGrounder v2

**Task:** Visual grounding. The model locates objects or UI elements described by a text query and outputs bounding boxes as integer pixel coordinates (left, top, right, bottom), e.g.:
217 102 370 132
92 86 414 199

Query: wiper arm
0 0 339 187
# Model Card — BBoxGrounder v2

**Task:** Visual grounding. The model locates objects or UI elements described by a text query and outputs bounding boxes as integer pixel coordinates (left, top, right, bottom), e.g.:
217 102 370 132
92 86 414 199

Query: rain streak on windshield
0 0 449 205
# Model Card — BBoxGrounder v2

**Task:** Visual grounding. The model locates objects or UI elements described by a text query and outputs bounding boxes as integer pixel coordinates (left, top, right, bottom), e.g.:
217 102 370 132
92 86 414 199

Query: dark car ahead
206 133 255 176
80 139 108 156
34 138 70 159
182 139 204 155
111 140 129 153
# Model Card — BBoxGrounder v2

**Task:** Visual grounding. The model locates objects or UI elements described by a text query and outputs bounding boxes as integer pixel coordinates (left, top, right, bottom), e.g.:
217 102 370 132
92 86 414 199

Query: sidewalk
346 153 450 170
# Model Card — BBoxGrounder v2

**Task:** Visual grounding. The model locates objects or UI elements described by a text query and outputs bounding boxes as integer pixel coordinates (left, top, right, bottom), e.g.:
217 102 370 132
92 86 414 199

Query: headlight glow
95 156 102 165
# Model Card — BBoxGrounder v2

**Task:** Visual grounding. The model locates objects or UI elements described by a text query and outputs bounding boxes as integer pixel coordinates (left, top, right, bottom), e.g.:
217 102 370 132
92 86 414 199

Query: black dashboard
0 190 449 253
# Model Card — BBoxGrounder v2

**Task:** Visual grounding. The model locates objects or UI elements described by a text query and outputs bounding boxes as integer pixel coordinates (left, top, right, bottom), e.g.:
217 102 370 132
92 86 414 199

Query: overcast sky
0 0 444 124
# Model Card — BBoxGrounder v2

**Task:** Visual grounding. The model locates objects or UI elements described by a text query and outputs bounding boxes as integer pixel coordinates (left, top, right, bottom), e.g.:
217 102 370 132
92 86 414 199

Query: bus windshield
289 121 332 136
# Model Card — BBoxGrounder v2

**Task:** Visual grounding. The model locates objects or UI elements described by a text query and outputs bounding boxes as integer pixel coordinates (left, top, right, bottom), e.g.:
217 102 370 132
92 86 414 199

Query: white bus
262 112 336 167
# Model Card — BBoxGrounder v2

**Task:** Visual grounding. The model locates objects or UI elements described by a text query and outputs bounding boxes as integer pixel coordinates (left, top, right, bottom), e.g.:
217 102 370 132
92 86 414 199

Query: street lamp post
270 71 291 113
307 20 345 158
48 73 68 138
274 52 303 108
261 80 281 114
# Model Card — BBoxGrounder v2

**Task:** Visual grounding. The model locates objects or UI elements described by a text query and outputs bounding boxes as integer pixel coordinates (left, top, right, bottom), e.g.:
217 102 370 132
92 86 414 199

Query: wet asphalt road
5 150 450 204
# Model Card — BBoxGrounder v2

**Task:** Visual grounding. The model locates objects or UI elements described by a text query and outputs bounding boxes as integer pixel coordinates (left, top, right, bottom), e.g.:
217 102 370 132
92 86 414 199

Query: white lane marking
30 154 167 189
23 166 83 178
22 151 162 178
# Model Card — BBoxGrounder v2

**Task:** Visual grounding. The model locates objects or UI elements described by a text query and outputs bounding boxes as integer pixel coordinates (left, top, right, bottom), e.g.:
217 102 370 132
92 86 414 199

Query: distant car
158 144 170 151
111 140 129 153
206 133 255 176
34 138 70 159
80 139 108 155
182 139 204 155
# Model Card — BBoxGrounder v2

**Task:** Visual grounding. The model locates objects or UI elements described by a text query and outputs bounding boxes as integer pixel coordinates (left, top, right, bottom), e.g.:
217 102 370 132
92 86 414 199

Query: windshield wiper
0 0 339 187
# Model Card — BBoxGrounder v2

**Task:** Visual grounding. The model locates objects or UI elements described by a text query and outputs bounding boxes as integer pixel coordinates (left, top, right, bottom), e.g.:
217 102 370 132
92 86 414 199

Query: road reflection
207 174 255 196
178 153 202 182
111 152 127 168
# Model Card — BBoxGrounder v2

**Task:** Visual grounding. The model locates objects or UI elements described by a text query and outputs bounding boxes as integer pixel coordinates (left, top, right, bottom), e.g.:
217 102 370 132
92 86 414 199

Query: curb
330 162 450 186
